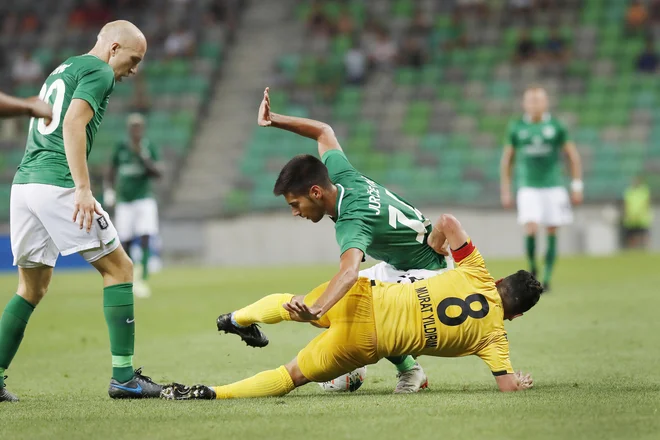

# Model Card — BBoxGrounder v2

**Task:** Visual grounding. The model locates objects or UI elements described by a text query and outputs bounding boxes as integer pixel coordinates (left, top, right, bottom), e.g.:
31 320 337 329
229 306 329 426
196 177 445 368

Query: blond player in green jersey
500 87 583 291
0 21 164 403
216 88 453 393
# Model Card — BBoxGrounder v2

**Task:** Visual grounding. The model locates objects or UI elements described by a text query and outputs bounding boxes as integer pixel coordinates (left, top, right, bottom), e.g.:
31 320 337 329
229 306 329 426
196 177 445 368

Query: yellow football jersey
371 240 514 376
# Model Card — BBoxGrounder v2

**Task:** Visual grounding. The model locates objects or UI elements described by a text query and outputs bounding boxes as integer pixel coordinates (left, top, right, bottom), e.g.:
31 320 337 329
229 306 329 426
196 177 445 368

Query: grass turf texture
1 253 659 440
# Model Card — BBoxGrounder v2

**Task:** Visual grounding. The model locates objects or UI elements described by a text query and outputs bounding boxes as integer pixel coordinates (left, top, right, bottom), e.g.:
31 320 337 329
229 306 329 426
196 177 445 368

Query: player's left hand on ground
571 190 583 205
27 96 52 125
514 371 534 390
283 297 322 322
257 87 272 127
73 187 102 232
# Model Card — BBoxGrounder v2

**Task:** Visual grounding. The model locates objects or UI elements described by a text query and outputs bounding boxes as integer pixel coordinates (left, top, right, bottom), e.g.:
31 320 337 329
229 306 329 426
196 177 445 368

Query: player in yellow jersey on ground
162 214 540 400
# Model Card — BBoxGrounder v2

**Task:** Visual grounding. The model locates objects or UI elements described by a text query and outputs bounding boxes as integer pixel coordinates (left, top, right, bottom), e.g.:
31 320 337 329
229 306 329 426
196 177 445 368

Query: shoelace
134 368 156 384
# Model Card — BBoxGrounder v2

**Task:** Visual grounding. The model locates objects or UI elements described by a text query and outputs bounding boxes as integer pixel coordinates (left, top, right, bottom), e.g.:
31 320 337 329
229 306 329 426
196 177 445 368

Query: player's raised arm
284 248 363 321
563 141 583 205
500 145 515 209
429 214 469 252
257 87 342 157
0 92 52 121
63 99 102 232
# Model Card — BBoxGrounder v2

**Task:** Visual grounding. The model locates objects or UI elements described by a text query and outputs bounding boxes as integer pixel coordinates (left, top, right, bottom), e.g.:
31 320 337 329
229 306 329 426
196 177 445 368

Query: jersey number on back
385 189 429 243
437 294 489 326
29 79 66 136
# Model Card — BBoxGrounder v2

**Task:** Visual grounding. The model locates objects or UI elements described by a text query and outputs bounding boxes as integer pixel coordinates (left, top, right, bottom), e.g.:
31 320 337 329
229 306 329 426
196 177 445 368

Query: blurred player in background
164 214 539 400
216 87 453 394
0 21 163 403
0 91 52 120
105 113 161 298
500 87 583 291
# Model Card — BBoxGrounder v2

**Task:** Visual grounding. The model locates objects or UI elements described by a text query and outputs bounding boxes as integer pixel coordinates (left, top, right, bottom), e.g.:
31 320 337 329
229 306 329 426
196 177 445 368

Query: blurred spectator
444 12 467 50
129 74 151 114
11 51 43 85
21 12 40 33
509 0 534 21
636 40 658 73
622 176 652 249
401 36 428 68
165 25 196 58
368 27 398 70
307 2 334 37
344 39 367 85
408 9 432 39
1 13 19 37
456 0 488 18
650 0 660 23
210 0 243 39
543 29 568 63
336 10 354 36
69 0 113 29
625 0 648 34
514 29 537 63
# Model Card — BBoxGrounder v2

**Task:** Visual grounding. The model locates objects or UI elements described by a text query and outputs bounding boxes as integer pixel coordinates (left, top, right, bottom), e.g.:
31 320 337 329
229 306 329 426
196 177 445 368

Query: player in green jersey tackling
500 87 583 291
105 113 162 298
0 21 164 402
215 87 453 393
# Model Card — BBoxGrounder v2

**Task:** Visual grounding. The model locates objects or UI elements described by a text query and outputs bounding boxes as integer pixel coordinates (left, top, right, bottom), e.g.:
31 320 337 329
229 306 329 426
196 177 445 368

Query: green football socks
387 355 417 373
544 234 557 286
526 235 537 275
0 295 35 388
103 283 135 383
141 246 150 281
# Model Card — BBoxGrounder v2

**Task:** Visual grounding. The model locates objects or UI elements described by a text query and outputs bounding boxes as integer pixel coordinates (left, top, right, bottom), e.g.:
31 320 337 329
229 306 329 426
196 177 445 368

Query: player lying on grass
0 91 52 121
164 214 539 400
216 87 453 393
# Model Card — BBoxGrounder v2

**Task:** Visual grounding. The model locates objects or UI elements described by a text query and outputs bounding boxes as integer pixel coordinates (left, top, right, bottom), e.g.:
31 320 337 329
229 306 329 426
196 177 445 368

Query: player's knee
525 222 539 235
285 359 310 388
17 282 48 305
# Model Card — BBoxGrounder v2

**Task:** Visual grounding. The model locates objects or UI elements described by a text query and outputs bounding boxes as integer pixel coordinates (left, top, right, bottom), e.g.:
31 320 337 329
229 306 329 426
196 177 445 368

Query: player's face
284 190 325 223
522 89 548 118
109 43 146 81
129 123 144 140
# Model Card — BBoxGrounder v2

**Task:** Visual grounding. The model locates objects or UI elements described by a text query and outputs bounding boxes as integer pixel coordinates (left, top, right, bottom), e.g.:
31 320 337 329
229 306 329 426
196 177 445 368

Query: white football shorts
114 197 159 242
359 256 455 284
10 183 119 268
516 186 573 227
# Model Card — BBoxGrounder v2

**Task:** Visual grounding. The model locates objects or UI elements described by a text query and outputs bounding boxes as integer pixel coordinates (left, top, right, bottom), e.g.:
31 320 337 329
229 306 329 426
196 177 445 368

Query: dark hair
499 270 543 316
273 154 332 196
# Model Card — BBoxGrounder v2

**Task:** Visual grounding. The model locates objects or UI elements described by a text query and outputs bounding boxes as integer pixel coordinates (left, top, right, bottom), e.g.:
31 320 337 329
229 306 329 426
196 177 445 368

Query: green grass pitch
1 253 659 440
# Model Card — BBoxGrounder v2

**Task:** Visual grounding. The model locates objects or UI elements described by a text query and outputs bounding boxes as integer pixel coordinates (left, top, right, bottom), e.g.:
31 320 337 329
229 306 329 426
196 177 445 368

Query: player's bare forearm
427 224 447 254
433 214 469 251
63 101 94 190
0 92 31 116
270 113 342 156
310 248 362 316
499 145 514 193
563 142 582 181
137 156 162 178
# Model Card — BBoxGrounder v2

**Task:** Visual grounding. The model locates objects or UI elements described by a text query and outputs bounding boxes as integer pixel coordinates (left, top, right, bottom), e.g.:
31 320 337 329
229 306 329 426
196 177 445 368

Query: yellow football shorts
297 278 379 383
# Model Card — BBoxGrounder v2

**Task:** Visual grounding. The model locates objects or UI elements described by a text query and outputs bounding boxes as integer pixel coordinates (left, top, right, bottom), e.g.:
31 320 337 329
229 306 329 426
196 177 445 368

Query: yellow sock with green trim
213 366 295 399
232 294 294 327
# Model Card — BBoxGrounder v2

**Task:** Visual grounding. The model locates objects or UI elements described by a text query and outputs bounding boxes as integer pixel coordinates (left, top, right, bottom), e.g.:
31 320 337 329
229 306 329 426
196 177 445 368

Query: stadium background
0 0 658 268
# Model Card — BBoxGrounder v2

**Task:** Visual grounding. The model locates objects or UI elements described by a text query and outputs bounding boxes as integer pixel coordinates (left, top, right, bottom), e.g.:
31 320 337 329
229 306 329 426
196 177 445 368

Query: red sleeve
452 240 475 263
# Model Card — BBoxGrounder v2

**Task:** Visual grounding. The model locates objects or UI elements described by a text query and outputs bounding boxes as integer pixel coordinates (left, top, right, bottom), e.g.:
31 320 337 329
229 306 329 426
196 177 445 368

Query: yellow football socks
232 294 294 327
213 365 295 399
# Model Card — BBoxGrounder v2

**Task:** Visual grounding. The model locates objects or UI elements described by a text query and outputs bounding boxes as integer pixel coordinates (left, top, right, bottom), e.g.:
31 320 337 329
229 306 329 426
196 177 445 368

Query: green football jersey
322 150 446 272
112 139 160 202
13 54 115 188
505 113 569 188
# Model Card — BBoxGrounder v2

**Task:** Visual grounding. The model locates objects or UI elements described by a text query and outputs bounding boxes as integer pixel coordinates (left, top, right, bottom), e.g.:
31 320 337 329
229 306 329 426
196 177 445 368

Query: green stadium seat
392 0 414 18
395 68 420 86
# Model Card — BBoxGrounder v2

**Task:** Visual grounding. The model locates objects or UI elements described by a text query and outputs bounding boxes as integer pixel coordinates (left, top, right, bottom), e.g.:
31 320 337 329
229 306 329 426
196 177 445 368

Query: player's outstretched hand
500 191 513 209
514 371 534 390
257 87 272 127
27 96 52 125
73 187 102 233
283 297 322 322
